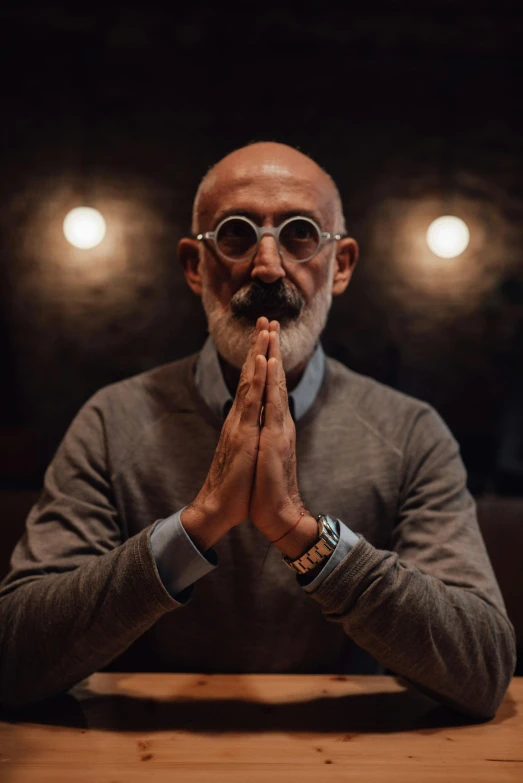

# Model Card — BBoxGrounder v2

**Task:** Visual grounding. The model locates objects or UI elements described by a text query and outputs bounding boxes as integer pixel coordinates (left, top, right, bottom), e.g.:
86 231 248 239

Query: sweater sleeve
308 405 517 720
296 520 359 593
0 392 183 711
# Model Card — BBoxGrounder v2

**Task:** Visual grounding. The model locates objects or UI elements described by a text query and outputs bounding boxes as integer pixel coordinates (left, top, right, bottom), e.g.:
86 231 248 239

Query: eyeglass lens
215 218 320 261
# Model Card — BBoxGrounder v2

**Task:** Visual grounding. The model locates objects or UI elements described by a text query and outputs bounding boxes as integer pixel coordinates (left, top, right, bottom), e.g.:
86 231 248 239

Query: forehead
198 162 336 227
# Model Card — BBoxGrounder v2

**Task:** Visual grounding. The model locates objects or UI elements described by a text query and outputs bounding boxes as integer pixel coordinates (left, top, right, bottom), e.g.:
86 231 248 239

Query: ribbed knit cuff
309 535 382 612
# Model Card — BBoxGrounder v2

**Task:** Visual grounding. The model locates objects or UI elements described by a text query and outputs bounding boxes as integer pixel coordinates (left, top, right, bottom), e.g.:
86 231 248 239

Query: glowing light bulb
63 207 106 249
426 216 470 258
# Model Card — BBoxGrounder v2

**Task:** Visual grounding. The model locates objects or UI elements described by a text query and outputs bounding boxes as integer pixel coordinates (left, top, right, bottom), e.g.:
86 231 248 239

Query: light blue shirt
150 335 358 601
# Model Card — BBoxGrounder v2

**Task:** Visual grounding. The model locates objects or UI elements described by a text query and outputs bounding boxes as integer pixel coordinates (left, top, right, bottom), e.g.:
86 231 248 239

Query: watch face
320 515 339 547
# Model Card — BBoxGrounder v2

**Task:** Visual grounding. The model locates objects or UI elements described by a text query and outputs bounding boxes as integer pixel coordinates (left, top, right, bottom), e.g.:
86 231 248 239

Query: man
0 143 516 717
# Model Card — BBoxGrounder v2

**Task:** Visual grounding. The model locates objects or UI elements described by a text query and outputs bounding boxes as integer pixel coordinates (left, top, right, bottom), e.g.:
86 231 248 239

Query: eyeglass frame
195 214 344 263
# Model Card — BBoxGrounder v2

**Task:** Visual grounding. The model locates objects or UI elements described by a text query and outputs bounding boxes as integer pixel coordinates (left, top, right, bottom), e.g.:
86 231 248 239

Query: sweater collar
194 334 326 423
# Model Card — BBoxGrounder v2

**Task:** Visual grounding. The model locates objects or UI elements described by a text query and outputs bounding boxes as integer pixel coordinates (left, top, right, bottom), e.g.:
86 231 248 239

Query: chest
112 411 401 550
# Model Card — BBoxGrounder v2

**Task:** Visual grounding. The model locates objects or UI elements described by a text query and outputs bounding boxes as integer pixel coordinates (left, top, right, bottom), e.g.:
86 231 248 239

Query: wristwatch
283 514 340 574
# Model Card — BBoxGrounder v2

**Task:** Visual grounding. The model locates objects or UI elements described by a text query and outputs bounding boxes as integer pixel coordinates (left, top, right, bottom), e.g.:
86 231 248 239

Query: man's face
181 146 356 373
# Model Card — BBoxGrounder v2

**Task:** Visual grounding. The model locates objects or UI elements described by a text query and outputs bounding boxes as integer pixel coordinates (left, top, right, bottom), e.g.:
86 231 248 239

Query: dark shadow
2 682 515 736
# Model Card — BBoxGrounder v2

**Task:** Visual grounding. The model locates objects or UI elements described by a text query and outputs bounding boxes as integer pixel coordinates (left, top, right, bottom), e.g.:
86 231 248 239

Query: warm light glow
426 216 470 258
63 207 106 249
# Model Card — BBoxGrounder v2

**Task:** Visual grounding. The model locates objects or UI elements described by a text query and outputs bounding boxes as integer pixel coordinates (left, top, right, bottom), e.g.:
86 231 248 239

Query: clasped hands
248 316 307 542
189 316 318 556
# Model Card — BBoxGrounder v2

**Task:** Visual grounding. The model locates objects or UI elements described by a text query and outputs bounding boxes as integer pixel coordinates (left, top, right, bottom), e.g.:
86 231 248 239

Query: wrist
181 501 231 553
271 511 320 560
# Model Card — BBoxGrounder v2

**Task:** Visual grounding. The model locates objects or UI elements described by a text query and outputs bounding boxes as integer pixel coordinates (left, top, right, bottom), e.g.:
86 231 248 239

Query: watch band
283 514 339 574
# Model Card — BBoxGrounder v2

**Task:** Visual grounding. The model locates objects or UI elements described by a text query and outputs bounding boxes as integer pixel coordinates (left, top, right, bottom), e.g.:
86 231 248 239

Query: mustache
230 279 305 320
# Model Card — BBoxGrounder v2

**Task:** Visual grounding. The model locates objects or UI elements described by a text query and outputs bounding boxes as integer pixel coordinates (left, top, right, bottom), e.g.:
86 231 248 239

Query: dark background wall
1 1 523 499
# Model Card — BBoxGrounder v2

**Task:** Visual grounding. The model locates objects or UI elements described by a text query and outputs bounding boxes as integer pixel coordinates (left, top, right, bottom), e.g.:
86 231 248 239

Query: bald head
191 142 346 235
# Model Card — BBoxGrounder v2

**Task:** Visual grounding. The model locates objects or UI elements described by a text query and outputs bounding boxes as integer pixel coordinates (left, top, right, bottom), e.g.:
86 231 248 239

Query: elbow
450 615 517 721
406 615 517 721
471 620 517 720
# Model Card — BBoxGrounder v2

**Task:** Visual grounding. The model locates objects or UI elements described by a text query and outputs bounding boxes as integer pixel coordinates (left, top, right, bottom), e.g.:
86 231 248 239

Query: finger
232 332 268 415
250 318 269 352
268 330 290 413
251 318 267 350
263 357 284 430
241 329 270 389
252 328 270 366
268 329 282 365
241 353 267 427
235 320 270 406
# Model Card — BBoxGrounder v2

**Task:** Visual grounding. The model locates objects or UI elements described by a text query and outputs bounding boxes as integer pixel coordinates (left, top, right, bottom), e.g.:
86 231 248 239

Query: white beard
200 261 335 373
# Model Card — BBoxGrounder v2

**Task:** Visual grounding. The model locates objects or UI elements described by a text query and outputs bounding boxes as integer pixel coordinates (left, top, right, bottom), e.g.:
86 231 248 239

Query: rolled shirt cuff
297 518 359 594
149 506 218 600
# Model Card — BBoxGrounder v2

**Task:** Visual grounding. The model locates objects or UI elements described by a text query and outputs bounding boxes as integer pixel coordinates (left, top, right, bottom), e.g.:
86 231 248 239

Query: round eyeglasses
196 215 342 263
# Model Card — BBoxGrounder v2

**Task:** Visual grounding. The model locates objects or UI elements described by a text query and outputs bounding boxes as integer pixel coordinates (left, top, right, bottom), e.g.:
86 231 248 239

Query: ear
332 237 359 296
178 237 203 297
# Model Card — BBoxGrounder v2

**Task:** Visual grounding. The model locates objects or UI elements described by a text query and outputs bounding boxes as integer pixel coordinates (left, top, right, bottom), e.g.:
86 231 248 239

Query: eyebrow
212 208 324 227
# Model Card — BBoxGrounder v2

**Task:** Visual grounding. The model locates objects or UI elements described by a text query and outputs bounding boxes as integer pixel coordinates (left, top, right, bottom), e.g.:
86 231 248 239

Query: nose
251 231 286 284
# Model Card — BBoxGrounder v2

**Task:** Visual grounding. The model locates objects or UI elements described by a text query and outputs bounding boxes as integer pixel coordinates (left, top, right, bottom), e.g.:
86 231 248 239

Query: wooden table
1 674 522 782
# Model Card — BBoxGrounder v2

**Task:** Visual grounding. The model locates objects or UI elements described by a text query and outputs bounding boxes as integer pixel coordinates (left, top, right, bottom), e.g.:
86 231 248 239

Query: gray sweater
0 348 516 717
149 336 359 599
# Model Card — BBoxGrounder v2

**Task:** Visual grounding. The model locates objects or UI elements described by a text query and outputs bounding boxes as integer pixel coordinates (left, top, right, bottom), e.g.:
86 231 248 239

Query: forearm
312 537 517 719
0 527 178 710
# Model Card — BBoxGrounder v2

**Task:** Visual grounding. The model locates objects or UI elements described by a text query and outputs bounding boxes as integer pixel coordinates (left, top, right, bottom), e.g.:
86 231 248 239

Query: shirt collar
194 334 326 423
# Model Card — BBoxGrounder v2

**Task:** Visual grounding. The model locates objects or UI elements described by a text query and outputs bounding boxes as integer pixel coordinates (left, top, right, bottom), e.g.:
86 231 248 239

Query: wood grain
1 674 522 782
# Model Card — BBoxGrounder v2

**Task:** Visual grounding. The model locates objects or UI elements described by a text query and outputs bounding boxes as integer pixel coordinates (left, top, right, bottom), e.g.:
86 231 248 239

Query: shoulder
57 352 202 473
80 351 200 429
323 355 454 458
